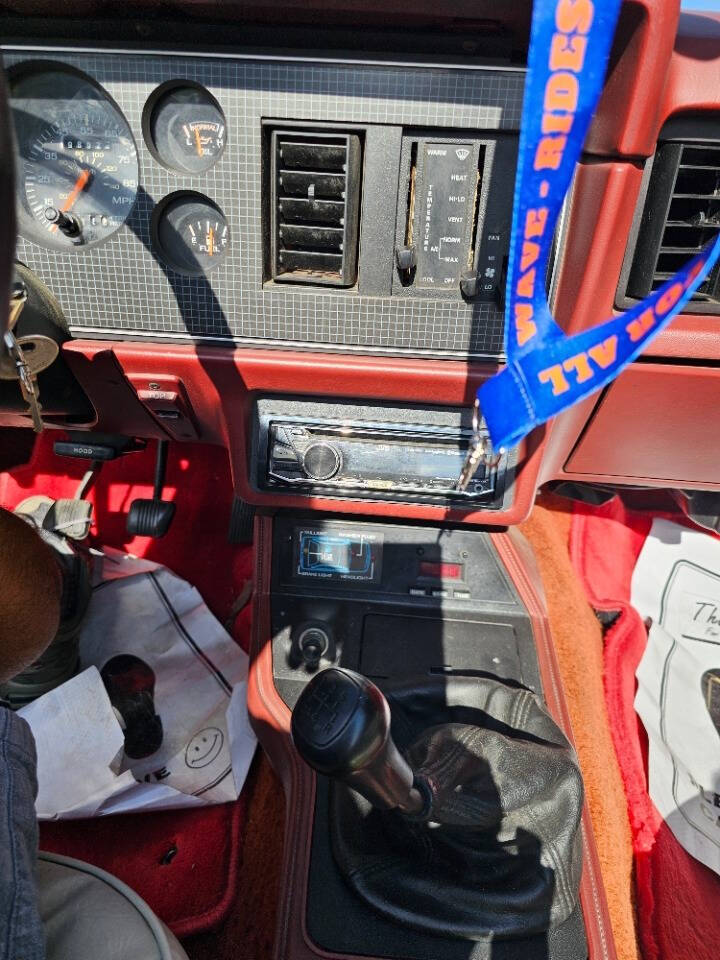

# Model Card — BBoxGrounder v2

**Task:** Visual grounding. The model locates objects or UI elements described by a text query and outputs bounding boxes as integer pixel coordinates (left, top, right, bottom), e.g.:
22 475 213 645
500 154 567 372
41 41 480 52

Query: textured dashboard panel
5 48 523 357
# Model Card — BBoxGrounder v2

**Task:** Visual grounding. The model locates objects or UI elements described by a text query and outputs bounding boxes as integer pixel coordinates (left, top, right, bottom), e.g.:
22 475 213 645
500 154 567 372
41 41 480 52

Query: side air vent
626 140 720 310
270 130 362 288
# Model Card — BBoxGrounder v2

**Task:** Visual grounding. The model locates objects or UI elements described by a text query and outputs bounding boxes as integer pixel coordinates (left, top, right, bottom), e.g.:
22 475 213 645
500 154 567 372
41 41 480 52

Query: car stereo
253 398 515 507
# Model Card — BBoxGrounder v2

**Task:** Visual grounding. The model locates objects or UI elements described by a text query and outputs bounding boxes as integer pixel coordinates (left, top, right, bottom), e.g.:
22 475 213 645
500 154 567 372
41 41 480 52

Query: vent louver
627 141 720 309
270 130 362 287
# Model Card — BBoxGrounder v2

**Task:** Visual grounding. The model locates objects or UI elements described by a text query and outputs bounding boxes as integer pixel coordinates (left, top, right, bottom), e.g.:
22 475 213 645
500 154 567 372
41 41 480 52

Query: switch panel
126 373 199 441
270 515 542 708
393 130 517 303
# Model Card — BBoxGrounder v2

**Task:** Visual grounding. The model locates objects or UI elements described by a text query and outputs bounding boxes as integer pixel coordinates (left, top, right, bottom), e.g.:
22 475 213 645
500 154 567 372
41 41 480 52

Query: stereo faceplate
253 397 515 509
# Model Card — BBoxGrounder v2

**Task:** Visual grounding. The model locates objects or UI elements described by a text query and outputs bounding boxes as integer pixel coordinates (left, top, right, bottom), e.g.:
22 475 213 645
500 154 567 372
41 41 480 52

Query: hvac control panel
414 141 479 289
393 131 517 303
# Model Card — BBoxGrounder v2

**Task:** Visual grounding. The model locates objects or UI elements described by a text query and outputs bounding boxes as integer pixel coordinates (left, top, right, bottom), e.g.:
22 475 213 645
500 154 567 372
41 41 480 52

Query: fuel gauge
152 192 229 276
144 83 226 175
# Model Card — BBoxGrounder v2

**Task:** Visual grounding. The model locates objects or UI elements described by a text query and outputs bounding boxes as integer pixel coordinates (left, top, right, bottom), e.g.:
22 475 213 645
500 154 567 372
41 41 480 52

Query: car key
455 398 503 493
3 330 45 433
2 285 43 431
2 283 62 433
20 367 45 435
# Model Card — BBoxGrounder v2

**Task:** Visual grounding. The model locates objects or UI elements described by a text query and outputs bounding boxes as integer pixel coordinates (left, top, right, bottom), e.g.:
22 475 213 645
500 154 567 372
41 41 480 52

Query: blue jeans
0 708 44 960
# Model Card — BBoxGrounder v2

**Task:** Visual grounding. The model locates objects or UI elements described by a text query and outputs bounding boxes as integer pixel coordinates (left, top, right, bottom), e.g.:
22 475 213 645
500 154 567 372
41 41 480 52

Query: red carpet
183 751 285 960
0 430 254 936
570 499 720 960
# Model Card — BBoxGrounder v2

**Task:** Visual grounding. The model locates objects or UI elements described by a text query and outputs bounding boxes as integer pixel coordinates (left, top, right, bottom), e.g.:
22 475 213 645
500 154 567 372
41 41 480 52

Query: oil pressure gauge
144 83 226 175
152 192 229 276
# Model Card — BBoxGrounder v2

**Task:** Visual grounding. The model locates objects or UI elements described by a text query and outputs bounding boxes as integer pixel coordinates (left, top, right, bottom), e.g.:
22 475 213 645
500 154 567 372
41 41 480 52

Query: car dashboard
5 47 516 355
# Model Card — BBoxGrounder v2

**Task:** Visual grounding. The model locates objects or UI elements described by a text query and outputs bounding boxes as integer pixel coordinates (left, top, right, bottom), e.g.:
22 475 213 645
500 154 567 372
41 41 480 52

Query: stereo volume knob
302 442 343 481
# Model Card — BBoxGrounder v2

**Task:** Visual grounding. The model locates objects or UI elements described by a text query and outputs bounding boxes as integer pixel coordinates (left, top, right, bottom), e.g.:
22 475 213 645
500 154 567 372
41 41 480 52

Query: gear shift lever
291 667 426 815
293 670 585 942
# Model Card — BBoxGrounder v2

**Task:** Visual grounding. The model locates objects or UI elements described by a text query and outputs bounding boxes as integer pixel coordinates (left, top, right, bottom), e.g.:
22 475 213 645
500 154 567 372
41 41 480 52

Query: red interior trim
62 340 544 525
494 529 617 960
587 0 680 158
542 5 720 487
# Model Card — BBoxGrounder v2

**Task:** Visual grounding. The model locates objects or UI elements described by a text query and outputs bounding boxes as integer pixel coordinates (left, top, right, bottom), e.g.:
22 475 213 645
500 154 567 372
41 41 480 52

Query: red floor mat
570 499 720 960
0 431 254 937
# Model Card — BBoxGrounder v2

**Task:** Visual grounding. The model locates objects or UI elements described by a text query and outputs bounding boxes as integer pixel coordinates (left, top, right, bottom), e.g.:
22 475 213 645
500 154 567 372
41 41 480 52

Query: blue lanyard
478 0 720 454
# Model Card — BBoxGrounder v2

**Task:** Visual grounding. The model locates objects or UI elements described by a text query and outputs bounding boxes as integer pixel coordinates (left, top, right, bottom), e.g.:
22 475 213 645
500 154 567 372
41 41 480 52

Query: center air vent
626 140 720 310
270 129 362 288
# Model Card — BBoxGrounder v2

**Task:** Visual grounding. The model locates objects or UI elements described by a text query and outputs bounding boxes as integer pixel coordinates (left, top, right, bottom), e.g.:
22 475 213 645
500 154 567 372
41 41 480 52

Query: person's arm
0 506 63 960
0 508 62 678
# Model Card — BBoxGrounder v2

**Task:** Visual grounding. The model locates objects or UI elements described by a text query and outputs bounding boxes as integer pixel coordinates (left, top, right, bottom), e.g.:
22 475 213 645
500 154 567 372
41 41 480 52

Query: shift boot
329 676 584 941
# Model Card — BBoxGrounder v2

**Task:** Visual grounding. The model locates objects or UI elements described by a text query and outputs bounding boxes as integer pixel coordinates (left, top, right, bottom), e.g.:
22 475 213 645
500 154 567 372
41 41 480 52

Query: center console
269 515 538 708
248 513 616 960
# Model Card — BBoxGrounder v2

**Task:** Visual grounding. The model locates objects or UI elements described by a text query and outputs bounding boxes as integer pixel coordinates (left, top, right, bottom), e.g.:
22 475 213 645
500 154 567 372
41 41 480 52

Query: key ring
472 398 504 470
455 399 505 493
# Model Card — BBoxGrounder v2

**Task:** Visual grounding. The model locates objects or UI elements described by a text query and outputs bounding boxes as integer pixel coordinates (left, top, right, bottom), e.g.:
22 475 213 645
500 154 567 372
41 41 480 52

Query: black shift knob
291 668 424 814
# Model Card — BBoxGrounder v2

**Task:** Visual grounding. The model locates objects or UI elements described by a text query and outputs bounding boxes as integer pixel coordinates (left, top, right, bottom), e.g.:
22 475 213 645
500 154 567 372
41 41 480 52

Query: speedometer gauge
9 63 139 250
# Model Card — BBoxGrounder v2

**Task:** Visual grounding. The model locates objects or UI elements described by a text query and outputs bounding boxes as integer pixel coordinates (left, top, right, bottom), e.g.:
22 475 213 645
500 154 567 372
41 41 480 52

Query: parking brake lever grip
291 667 426 815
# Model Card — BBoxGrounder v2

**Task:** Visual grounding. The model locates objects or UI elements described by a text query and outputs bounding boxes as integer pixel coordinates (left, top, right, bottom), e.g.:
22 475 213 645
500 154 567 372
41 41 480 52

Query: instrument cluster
4 47 517 356
9 61 229 276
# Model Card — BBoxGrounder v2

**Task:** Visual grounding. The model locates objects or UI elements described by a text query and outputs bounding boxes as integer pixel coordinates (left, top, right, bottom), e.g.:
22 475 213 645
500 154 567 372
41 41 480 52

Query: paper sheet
19 549 256 819
632 518 720 874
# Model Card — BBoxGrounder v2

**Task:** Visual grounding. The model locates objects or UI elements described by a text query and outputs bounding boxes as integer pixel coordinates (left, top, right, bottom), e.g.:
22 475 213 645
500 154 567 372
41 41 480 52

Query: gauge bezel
8 60 139 254
151 190 230 277
142 80 227 176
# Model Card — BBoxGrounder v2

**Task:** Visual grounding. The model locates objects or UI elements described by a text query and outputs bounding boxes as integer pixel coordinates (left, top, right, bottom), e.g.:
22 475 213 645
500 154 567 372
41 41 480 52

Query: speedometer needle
50 168 92 232
63 168 92 211
194 128 203 157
